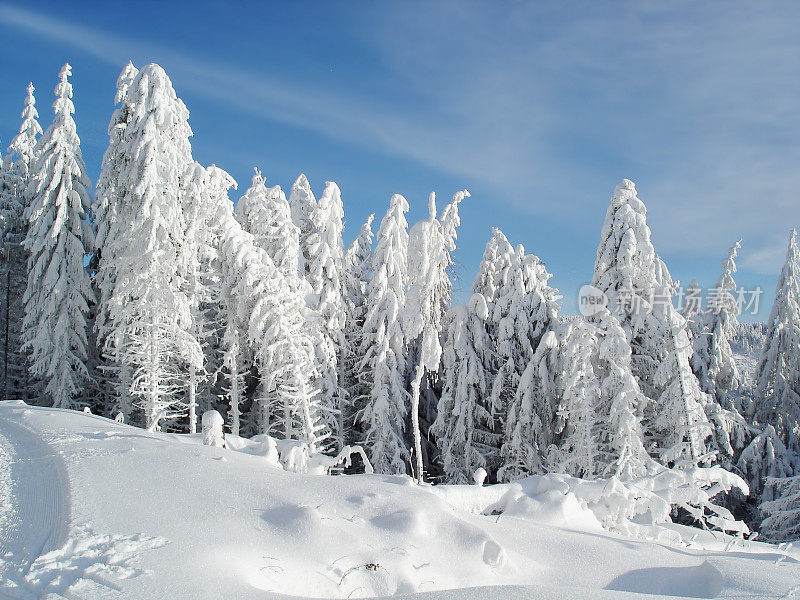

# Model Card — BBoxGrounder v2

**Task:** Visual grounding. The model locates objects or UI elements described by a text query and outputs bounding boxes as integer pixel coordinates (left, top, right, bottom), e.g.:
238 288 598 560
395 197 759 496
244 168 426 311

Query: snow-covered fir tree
357 194 410 474
736 425 797 502
21 63 95 409
760 474 800 542
755 230 800 446
288 173 316 273
194 165 245 435
691 241 743 402
552 309 650 479
592 309 650 479
592 179 712 465
93 61 140 418
236 169 301 280
220 195 325 448
552 319 600 478
0 81 42 401
495 241 561 481
94 64 202 429
689 242 749 463
432 292 499 484
305 181 347 449
341 213 374 442
405 191 466 482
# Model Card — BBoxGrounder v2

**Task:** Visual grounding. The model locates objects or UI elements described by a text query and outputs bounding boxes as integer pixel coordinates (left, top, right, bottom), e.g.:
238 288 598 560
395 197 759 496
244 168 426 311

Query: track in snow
0 412 71 587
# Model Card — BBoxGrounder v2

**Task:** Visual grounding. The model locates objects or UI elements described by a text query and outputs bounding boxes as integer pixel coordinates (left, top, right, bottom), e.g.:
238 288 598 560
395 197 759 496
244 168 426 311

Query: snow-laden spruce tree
736 425 797 502
357 194 410 474
195 165 247 435
689 241 748 462
95 64 202 429
236 169 301 280
592 179 712 465
289 173 317 272
552 309 651 479
651 287 714 466
21 63 95 409
0 81 43 401
2 82 42 229
93 61 140 417
760 475 800 542
592 308 650 479
755 230 800 445
341 213 374 442
305 181 347 448
552 319 600 478
219 195 326 448
592 179 662 394
404 191 466 482
432 293 500 484
495 242 562 481
691 241 743 401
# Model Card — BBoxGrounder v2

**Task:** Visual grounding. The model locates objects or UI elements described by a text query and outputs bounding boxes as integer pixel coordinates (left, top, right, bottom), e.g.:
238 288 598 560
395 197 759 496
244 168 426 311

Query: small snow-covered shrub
202 410 225 448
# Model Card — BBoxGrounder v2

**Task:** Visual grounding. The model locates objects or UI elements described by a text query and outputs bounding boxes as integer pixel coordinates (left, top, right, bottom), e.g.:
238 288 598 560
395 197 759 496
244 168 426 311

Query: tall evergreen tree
93 61 140 418
21 63 95 409
219 212 325 448
592 179 712 465
405 192 465 481
95 63 201 429
691 241 743 402
432 293 499 483
357 194 410 474
496 242 561 481
236 169 301 280
342 213 374 443
288 173 316 273
755 230 800 446
305 181 347 448
0 81 42 401
690 241 748 462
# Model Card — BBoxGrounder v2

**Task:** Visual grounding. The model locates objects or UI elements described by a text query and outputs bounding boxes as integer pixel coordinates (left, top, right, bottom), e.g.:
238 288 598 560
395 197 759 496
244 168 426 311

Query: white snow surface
1 401 798 599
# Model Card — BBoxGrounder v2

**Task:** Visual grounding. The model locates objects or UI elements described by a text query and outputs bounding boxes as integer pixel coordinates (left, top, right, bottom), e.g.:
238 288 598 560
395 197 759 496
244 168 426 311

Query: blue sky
0 1 797 319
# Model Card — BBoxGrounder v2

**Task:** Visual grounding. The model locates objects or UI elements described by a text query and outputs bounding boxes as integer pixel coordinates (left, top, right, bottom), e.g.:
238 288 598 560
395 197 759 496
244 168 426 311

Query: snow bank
434 466 750 542
2 402 796 600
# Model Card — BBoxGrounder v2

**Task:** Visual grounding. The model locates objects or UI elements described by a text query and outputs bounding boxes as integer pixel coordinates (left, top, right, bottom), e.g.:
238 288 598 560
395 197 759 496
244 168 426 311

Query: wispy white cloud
2 2 798 275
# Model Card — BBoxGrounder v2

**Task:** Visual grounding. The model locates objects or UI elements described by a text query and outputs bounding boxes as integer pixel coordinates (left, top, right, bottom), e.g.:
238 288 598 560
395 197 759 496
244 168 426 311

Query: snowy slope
1 401 798 600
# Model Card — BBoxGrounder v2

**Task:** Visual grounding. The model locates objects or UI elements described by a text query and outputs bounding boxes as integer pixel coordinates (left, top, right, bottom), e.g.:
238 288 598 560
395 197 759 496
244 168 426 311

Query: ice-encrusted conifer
342 213 374 441
95 64 202 429
357 194 410 474
21 64 95 409
755 230 800 445
432 293 499 483
305 181 347 448
0 81 42 401
405 191 466 481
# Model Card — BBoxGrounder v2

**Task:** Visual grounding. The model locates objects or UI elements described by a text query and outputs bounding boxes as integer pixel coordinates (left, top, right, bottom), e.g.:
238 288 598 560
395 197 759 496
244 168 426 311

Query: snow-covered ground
1 400 798 600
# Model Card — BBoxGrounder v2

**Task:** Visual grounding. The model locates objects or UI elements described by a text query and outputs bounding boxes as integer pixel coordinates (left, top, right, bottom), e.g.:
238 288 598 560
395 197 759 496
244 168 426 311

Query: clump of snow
473 467 487 487
201 410 225 448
